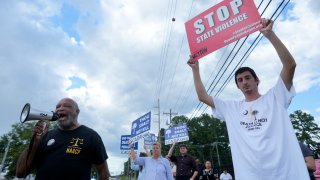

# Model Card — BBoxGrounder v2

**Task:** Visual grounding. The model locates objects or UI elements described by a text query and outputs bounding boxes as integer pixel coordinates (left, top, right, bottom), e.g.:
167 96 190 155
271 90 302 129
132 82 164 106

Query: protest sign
130 112 151 143
185 0 262 60
144 133 156 149
120 135 138 154
165 124 189 145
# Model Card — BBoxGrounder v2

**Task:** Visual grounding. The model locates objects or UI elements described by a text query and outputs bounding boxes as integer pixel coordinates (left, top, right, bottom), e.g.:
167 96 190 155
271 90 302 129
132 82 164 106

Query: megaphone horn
20 103 59 123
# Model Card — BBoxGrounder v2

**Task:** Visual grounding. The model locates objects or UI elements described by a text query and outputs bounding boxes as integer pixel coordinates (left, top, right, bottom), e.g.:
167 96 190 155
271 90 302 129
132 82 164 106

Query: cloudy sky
1 0 319 175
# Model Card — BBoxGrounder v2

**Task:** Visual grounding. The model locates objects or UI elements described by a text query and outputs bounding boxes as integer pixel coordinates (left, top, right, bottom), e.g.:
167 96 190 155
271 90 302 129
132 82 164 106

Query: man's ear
256 78 260 86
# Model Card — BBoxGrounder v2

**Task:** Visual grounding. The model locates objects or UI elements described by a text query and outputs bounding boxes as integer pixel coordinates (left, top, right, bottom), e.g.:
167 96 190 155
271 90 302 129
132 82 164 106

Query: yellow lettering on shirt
66 148 81 154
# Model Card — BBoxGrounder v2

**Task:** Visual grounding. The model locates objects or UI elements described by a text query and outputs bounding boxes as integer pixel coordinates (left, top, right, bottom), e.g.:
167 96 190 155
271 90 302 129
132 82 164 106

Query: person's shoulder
299 142 309 150
79 125 97 133
46 128 60 136
299 142 306 147
215 97 243 106
187 154 196 159
170 154 177 158
268 76 290 94
78 125 102 137
48 128 59 133
160 156 168 161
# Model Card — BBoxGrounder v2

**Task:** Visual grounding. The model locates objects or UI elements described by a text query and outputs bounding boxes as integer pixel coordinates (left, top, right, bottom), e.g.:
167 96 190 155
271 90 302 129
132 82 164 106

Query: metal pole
158 98 161 144
215 143 221 167
0 139 11 172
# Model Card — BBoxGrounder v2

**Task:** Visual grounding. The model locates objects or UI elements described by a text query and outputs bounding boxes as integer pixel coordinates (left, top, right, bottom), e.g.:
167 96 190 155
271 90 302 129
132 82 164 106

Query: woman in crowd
130 144 150 180
198 160 219 180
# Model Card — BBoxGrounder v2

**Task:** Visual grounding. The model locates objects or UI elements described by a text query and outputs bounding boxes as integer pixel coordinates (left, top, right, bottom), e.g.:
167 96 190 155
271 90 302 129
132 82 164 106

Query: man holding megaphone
16 98 110 180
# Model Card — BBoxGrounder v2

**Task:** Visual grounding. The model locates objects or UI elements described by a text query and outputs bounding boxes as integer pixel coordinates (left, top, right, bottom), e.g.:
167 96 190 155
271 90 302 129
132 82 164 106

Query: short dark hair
139 152 147 157
234 67 259 87
179 144 187 149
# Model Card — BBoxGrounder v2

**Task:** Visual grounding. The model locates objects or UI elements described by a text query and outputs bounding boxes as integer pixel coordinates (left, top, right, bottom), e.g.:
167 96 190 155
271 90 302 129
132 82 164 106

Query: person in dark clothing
299 142 316 180
195 159 204 180
16 98 110 180
199 161 219 180
167 141 198 180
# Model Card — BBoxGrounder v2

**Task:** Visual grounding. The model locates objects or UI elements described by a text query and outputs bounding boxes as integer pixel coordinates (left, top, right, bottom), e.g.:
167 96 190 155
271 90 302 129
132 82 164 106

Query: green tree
0 122 35 179
290 110 320 156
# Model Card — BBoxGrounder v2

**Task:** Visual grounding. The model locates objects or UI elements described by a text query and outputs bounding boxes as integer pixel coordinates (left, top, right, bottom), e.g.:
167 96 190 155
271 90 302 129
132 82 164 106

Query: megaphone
20 103 59 123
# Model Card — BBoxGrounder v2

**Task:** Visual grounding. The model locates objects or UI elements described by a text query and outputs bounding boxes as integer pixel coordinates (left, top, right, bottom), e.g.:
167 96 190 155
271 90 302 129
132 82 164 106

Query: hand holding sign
172 140 177 146
129 140 134 148
187 55 198 70
259 18 274 38
129 148 135 159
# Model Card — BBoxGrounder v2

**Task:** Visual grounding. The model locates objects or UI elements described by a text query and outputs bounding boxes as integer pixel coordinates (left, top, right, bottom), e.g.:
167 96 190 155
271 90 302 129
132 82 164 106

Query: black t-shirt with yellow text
35 125 108 180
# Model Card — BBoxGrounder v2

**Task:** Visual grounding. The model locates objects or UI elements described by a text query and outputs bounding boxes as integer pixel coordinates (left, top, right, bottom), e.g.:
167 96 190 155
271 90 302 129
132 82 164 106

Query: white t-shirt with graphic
212 78 309 180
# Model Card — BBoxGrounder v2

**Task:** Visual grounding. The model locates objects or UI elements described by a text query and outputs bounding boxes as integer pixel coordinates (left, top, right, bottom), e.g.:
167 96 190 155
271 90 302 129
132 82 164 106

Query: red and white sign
185 0 262 60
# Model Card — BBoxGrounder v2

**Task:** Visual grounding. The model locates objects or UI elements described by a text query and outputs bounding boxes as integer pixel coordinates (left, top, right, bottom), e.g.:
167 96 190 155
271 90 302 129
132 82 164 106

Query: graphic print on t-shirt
240 106 268 132
66 137 84 155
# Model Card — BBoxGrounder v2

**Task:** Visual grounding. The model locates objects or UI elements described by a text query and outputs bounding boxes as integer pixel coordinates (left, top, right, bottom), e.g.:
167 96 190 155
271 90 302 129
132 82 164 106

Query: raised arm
187 56 214 108
129 142 136 160
143 144 151 157
128 145 141 171
167 141 176 158
16 120 48 178
260 18 296 90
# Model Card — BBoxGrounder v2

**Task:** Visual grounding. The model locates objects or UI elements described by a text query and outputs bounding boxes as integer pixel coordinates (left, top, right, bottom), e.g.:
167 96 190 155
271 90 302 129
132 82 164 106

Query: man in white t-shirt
187 18 309 180
219 170 232 180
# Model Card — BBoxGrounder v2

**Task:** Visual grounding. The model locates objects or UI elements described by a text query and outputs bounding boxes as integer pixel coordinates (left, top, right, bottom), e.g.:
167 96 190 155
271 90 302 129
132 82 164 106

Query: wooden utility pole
163 109 178 125
154 99 161 144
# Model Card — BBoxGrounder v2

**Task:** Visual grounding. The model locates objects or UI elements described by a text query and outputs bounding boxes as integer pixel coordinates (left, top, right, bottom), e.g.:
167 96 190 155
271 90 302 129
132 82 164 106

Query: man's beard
58 117 75 130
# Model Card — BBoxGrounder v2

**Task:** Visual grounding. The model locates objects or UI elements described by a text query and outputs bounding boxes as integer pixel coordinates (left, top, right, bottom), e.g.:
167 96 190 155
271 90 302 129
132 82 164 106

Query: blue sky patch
290 86 320 118
50 3 81 42
66 76 87 90
280 2 298 21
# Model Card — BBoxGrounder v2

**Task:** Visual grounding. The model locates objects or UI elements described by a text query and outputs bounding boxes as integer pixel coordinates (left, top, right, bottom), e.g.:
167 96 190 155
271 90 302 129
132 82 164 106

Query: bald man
16 98 110 180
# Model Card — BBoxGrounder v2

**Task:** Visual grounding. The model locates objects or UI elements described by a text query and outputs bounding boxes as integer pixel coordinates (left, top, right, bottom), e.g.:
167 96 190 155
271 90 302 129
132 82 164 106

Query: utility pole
154 99 161 144
212 142 221 168
0 138 11 173
163 109 178 125
215 143 221 167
